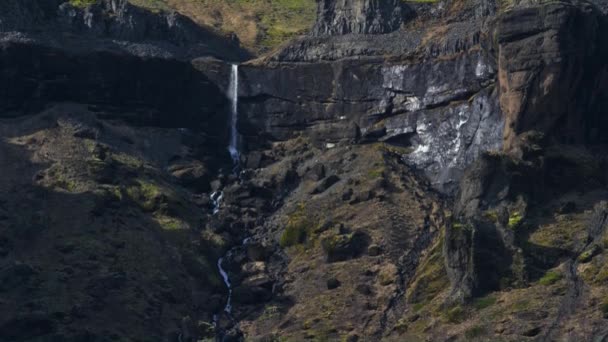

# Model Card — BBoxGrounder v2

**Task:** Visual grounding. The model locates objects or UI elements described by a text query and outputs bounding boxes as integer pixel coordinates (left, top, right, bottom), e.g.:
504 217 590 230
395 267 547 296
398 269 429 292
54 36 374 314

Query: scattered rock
356 284 373 296
311 174 340 195
326 277 341 290
305 163 326 181
367 244 382 256
342 188 354 201
521 326 542 337
378 264 398 286
247 242 272 262
321 230 369 263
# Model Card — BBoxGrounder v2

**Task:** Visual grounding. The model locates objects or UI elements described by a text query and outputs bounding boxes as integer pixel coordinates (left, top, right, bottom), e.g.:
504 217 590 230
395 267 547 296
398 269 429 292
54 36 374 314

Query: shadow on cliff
0 132 226 341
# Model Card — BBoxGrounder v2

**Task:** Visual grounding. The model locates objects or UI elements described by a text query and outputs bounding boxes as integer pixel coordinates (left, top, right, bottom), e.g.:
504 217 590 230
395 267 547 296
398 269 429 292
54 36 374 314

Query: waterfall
212 64 244 335
227 64 240 165
217 256 233 314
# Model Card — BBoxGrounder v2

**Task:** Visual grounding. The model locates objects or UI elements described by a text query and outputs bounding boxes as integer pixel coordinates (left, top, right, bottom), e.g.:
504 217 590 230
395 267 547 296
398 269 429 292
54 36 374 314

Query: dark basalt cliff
313 0 411 36
3 0 608 341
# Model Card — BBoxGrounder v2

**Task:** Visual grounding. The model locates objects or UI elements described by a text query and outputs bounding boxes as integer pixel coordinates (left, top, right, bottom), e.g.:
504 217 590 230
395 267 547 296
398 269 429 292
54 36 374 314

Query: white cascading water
214 64 242 331
217 254 233 314
227 64 240 165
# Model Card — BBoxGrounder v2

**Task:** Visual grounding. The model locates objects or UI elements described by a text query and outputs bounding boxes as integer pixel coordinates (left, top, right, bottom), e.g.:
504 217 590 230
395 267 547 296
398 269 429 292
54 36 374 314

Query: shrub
279 203 311 248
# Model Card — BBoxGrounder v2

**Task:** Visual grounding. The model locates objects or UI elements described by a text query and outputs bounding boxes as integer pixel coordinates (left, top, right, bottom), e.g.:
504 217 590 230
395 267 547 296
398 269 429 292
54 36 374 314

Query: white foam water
217 256 233 314
228 64 240 165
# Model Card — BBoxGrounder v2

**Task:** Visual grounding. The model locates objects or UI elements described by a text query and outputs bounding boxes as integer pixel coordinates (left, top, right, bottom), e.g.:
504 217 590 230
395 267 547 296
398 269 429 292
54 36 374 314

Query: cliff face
313 0 410 36
3 0 608 341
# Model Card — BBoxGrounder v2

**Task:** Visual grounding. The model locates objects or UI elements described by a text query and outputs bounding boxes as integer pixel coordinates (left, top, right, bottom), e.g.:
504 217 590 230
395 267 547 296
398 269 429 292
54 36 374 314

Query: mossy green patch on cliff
472 294 497 310
508 211 523 229
407 235 449 305
539 270 562 286
129 0 171 11
280 203 317 248
69 0 97 7
126 179 164 212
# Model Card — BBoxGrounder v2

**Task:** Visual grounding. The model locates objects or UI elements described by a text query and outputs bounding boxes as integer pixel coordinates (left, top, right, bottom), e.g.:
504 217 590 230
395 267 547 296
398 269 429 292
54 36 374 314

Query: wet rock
246 243 272 262
242 274 273 288
232 286 272 305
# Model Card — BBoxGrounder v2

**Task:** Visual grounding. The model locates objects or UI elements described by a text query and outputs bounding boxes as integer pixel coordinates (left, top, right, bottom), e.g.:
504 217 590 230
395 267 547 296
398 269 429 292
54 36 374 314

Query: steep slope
3 0 608 341
201 0 608 340
128 0 317 53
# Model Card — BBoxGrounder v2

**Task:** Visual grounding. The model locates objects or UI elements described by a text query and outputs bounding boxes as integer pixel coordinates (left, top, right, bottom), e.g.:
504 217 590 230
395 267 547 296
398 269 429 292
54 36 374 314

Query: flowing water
213 64 242 334
227 64 240 165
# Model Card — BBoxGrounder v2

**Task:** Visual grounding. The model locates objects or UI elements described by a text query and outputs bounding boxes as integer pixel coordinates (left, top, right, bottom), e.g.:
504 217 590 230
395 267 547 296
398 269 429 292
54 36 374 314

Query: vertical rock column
313 0 410 36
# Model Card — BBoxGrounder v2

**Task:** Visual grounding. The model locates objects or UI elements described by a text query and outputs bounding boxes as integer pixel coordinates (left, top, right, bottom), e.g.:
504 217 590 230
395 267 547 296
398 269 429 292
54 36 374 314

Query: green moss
45 165 81 192
452 221 473 231
155 215 187 231
366 167 385 180
128 0 171 12
126 179 163 212
408 237 449 305
70 0 97 7
483 210 499 223
578 244 601 263
280 203 315 248
508 211 523 229
539 270 563 286
473 295 497 310
112 152 145 170
444 305 466 323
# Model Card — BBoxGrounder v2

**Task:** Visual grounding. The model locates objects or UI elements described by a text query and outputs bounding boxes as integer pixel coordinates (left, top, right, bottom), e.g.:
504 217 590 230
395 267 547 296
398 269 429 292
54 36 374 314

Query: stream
212 64 244 339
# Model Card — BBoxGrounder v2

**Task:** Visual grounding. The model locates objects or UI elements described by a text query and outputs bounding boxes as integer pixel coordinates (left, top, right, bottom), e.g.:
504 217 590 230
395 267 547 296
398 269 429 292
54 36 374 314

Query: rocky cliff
3 0 608 341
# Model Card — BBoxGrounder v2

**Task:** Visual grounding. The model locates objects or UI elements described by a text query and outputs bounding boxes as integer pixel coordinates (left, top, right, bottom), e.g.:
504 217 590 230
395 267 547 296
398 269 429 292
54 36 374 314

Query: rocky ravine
2 0 608 341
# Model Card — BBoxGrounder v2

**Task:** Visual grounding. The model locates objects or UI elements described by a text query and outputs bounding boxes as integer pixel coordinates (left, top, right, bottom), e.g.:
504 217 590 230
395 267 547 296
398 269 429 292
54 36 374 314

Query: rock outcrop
3 0 608 341
313 0 410 36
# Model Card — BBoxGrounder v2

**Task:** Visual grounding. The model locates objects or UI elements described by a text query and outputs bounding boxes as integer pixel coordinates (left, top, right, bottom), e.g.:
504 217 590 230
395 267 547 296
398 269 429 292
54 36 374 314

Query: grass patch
126 179 163 212
473 295 497 310
508 211 523 229
539 270 563 286
464 325 486 339
443 305 466 323
280 203 315 248
69 0 97 7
